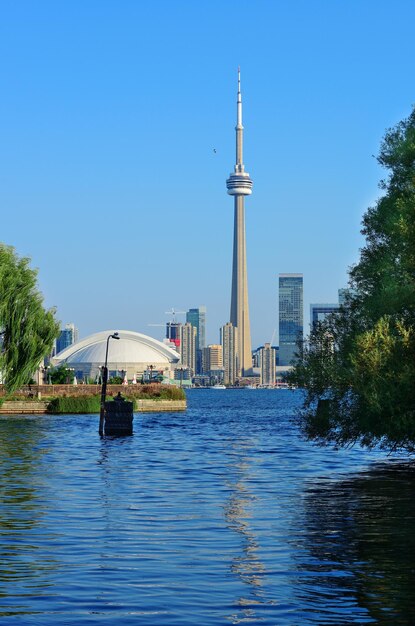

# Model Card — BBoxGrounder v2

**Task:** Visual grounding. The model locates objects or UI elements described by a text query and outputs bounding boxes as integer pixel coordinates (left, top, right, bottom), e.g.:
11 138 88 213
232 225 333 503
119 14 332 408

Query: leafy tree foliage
290 107 415 451
0 245 59 392
50 364 75 384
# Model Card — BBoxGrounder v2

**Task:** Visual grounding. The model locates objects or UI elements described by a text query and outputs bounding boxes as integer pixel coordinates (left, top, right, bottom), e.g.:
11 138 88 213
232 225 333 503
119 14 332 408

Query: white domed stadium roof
53 330 180 368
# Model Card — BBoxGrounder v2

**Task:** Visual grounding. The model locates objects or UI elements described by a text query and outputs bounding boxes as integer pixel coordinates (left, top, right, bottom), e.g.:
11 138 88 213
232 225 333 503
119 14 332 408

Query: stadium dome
52 330 180 382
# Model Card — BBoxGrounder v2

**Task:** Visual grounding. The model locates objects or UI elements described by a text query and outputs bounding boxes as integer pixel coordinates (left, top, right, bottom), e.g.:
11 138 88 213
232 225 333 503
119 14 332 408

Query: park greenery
47 385 185 414
290 106 415 452
0 245 59 392
49 364 75 384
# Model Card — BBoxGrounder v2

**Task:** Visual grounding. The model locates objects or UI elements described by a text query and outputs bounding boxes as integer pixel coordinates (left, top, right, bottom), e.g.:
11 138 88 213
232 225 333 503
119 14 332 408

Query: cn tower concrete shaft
226 69 253 376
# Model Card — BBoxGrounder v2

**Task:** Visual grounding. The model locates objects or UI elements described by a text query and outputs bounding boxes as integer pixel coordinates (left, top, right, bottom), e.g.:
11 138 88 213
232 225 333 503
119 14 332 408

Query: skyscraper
226 68 253 377
186 306 206 374
166 322 181 349
221 322 238 385
56 323 79 354
179 322 197 374
279 274 303 366
258 343 276 386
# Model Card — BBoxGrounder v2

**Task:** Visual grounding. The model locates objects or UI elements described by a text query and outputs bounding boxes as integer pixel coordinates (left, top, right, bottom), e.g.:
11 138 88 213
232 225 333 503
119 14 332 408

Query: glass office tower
186 306 206 374
56 323 79 355
278 274 303 366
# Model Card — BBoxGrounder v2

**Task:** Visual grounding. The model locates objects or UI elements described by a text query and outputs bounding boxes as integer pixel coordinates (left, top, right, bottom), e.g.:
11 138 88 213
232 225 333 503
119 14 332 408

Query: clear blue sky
1 1 414 347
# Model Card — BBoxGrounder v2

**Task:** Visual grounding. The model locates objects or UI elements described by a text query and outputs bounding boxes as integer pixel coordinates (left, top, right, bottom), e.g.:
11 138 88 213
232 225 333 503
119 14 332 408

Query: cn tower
226 68 253 376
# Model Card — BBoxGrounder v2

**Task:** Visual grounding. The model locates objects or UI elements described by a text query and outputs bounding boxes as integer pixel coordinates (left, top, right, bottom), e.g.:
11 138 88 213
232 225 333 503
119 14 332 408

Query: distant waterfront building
179 323 197 374
56 323 79 354
186 306 206 374
258 343 276 386
279 274 303 366
221 322 238 385
310 303 340 330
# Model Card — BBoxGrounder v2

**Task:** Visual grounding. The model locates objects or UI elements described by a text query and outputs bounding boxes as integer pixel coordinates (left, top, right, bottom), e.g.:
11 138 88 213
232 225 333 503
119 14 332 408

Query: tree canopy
0 245 59 392
290 106 415 451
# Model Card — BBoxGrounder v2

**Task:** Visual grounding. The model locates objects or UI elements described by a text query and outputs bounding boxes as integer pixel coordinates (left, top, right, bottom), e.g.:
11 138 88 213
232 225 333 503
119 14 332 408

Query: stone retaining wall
0 401 49 414
135 400 187 412
0 399 187 414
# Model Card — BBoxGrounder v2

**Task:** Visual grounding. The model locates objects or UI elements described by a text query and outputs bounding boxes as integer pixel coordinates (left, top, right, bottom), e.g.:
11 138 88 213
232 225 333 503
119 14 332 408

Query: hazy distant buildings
186 306 206 374
258 343 276 386
226 69 253 377
56 323 78 354
279 274 303 366
310 303 340 330
221 322 238 385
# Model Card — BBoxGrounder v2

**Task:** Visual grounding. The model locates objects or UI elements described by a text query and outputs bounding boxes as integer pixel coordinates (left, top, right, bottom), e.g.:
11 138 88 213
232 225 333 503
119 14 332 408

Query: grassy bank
46 386 186 414
48 396 101 414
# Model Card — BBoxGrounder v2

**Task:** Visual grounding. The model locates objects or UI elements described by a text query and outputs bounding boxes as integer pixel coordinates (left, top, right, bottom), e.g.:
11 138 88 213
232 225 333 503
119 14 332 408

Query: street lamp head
111 332 120 340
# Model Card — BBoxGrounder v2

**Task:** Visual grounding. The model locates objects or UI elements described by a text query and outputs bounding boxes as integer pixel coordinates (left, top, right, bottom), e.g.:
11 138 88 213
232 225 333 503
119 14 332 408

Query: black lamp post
99 332 120 435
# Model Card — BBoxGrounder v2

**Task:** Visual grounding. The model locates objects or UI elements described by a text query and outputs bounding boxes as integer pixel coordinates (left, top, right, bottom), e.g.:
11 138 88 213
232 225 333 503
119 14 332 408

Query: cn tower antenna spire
236 67 243 169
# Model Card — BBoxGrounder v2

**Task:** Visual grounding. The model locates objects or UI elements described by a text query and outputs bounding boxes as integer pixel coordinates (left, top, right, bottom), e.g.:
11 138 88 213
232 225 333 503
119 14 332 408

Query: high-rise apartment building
226 69 253 376
56 323 79 354
186 306 206 374
179 323 197 374
310 303 340 330
221 322 238 385
258 343 276 386
202 344 223 373
279 274 303 366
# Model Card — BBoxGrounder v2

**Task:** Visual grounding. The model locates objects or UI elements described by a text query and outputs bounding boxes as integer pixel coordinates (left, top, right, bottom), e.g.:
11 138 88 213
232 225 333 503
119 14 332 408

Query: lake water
1 389 414 625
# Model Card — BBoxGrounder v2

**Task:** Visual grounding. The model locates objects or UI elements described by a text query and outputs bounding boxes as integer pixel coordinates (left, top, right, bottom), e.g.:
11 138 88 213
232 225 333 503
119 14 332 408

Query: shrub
47 396 101 414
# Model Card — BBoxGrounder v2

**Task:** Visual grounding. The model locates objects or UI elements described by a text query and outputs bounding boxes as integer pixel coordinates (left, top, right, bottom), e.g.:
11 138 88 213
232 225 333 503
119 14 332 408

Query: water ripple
0 390 414 624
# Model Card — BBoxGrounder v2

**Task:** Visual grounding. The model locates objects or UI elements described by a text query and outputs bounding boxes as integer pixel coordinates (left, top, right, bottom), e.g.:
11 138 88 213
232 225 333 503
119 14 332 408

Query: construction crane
165 308 186 322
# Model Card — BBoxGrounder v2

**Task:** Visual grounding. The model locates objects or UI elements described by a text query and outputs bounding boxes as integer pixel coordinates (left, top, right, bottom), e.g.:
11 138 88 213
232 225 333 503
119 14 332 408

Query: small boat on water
211 384 226 389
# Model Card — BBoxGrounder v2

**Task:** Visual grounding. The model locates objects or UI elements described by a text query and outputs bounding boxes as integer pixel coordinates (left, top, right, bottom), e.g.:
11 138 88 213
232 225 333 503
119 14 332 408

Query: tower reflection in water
223 437 270 623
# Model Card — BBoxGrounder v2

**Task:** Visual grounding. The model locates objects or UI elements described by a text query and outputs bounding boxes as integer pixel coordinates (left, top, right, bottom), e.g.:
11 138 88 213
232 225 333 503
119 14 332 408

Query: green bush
47 396 101 414
134 385 185 400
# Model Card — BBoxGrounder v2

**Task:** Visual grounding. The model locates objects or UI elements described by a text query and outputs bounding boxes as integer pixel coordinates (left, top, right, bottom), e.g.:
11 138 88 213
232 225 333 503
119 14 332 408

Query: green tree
0 245 59 392
49 365 75 385
290 107 415 451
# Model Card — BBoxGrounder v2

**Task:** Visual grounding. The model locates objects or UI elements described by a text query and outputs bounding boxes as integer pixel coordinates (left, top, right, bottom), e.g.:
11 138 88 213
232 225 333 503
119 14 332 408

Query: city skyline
1 2 413 347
